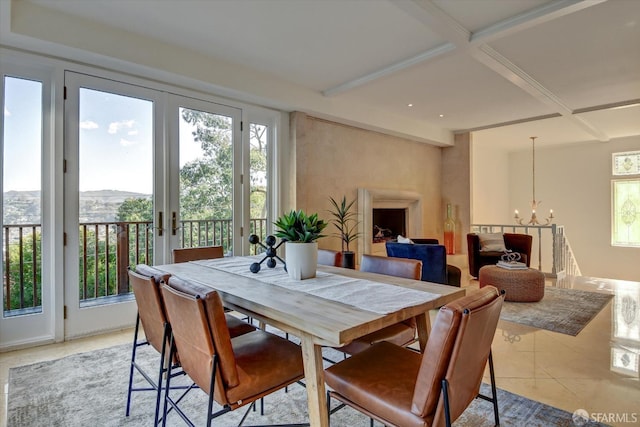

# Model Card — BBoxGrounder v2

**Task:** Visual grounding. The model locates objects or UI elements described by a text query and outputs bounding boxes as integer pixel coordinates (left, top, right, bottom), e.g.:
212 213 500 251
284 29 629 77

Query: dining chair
317 248 342 267
334 254 422 355
172 245 224 263
160 276 306 426
325 286 504 427
125 265 179 425
126 264 255 424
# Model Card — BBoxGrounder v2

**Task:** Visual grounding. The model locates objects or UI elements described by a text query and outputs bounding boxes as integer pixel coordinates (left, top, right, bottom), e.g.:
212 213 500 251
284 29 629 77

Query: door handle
157 211 163 236
172 211 179 235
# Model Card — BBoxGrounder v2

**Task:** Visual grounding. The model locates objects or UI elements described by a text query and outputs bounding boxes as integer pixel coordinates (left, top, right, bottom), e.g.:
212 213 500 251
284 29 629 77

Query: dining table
154 256 465 427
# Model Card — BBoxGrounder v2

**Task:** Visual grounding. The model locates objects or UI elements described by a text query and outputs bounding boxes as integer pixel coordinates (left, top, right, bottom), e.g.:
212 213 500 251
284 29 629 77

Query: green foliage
274 210 327 243
116 198 152 222
328 196 360 252
179 110 234 221
3 229 42 311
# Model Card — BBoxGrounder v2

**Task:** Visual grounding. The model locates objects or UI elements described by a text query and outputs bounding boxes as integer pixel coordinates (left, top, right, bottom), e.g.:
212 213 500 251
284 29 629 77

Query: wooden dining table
155 257 465 427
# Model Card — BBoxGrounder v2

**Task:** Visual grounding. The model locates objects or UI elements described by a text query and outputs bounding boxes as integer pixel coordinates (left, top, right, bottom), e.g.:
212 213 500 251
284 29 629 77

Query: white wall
508 135 640 281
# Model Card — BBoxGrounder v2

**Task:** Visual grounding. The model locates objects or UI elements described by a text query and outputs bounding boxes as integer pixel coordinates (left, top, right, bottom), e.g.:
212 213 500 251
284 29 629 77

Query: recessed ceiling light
407 103 413 107
439 114 444 118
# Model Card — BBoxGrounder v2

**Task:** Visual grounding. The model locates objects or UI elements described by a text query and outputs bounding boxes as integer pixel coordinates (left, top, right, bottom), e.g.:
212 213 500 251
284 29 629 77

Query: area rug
499 286 613 336
7 343 610 427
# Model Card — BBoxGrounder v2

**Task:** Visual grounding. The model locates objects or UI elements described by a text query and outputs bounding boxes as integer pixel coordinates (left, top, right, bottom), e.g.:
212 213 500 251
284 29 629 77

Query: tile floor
1 271 639 427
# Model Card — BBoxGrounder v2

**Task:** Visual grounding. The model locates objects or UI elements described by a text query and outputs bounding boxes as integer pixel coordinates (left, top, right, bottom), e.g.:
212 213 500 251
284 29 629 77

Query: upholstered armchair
385 239 461 287
467 232 533 278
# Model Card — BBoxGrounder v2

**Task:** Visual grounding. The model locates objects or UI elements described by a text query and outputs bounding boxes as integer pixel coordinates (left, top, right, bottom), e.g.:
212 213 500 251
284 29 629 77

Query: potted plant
274 209 328 280
328 196 360 269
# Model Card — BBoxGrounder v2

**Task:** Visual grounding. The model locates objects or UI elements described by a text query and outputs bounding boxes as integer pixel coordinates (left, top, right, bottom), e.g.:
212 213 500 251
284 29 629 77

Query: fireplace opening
372 208 406 243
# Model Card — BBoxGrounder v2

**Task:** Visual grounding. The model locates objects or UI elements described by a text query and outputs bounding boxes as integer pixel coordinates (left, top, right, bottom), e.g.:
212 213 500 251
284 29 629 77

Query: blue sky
3 78 201 195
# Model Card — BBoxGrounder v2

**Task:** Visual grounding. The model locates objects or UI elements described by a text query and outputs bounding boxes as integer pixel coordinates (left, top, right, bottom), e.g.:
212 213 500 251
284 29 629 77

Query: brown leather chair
126 265 255 423
126 266 176 424
160 276 305 426
467 233 533 278
172 245 224 263
360 254 422 281
318 248 342 267
325 286 504 427
336 254 422 355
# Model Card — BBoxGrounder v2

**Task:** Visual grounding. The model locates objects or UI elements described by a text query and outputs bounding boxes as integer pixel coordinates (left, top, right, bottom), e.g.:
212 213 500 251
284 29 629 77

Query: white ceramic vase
285 241 318 280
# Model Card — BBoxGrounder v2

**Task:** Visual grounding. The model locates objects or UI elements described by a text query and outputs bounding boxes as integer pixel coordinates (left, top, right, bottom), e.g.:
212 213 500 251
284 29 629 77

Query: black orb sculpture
248 234 286 273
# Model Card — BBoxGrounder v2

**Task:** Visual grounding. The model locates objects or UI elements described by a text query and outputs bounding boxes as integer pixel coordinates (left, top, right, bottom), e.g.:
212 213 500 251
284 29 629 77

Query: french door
63 72 164 338
0 64 55 349
167 96 242 258
63 72 270 338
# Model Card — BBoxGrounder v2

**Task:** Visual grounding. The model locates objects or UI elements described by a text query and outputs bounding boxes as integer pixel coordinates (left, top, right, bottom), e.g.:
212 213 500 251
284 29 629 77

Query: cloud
80 120 99 130
120 138 137 147
4 107 10 116
108 119 135 134
127 130 139 136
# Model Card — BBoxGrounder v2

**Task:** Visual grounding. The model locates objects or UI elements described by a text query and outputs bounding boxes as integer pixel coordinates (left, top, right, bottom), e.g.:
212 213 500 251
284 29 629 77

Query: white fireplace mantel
357 188 423 256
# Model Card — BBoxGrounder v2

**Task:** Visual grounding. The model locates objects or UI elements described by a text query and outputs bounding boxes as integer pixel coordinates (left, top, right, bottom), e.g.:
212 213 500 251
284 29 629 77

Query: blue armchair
385 239 461 287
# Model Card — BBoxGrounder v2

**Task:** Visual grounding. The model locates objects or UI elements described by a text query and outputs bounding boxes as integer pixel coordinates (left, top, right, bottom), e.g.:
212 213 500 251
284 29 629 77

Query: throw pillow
478 233 506 252
397 235 414 244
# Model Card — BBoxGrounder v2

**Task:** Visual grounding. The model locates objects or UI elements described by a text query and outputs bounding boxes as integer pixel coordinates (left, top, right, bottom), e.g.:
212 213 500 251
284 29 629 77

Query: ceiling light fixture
514 136 554 226
439 114 444 117
407 103 413 107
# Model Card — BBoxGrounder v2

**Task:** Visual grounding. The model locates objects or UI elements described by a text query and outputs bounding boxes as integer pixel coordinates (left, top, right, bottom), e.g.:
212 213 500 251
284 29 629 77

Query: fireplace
372 208 406 243
357 188 423 256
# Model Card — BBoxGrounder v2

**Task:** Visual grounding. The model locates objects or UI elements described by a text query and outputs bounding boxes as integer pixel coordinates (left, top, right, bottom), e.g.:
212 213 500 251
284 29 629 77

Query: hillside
3 190 151 224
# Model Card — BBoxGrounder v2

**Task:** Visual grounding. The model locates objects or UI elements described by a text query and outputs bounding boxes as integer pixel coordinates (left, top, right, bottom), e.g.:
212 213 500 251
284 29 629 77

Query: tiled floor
1 272 639 426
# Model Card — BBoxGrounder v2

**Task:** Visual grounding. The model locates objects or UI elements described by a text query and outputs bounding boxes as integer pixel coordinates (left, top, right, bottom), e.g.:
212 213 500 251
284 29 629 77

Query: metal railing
471 223 581 278
3 218 268 312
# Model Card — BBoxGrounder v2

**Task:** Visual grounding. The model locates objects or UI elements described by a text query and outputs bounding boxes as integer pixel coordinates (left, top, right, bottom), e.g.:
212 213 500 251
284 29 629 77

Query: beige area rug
7 342 612 427
499 286 613 336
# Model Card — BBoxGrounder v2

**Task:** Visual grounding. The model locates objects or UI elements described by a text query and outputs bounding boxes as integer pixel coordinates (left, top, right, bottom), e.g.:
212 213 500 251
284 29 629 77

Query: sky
3 78 202 195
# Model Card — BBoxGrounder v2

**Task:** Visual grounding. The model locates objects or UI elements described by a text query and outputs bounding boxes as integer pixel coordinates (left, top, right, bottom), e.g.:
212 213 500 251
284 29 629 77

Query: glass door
0 68 54 348
63 72 164 338
168 97 242 257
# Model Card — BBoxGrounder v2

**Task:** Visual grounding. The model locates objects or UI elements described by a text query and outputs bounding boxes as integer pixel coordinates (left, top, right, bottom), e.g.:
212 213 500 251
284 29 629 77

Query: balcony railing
3 218 268 312
471 223 581 278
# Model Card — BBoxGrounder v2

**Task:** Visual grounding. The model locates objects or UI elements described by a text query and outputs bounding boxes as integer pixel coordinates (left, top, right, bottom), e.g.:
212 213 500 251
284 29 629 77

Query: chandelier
514 136 554 226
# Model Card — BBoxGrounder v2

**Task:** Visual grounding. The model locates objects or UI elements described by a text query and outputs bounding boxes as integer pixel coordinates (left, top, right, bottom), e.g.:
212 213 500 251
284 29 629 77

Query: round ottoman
478 265 545 302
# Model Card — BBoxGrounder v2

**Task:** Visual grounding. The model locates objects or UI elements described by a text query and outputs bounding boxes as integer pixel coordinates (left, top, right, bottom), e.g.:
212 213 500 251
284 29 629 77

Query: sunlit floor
1 271 639 427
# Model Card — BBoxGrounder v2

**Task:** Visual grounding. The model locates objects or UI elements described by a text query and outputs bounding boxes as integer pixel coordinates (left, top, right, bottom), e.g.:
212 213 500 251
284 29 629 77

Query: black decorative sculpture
248 234 286 273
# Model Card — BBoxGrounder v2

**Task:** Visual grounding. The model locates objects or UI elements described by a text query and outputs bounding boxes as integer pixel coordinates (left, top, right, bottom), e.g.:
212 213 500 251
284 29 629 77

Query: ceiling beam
323 0 606 97
322 42 455 97
471 0 608 44
323 0 610 142
473 45 609 141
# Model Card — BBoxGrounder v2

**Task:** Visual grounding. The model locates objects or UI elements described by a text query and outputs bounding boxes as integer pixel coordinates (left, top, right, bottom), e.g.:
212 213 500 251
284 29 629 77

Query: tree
116 197 152 222
179 110 234 220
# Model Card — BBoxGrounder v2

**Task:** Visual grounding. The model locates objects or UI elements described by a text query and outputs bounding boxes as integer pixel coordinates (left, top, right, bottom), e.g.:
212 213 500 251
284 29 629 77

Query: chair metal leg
474 349 501 427
153 322 170 425
488 350 500 426
326 391 331 427
125 313 141 416
442 378 453 427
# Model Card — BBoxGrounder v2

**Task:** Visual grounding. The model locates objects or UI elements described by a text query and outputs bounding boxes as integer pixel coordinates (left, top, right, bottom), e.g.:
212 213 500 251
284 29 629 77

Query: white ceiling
10 0 640 151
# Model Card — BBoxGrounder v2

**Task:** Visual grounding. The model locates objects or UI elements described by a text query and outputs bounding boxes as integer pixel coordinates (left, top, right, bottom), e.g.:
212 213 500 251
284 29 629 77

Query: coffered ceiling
3 0 640 151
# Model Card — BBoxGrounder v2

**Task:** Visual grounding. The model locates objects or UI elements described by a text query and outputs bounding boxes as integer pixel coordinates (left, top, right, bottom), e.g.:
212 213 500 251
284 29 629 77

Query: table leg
415 312 432 353
300 332 329 427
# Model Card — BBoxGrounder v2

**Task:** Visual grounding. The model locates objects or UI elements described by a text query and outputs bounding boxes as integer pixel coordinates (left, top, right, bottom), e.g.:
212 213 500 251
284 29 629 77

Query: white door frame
0 60 58 350
63 71 166 339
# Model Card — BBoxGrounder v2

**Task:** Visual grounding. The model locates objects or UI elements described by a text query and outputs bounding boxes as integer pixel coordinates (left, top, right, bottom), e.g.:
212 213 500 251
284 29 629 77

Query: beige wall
291 113 443 259
442 133 472 255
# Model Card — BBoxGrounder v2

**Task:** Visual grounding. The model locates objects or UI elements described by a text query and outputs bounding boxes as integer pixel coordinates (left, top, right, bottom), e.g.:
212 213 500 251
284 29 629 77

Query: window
612 152 640 247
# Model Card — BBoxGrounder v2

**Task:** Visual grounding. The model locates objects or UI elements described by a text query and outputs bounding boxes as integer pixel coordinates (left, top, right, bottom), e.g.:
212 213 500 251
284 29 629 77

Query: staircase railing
470 224 581 278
